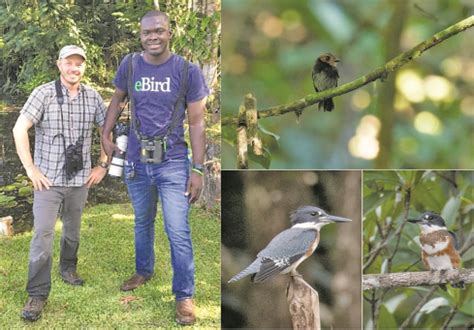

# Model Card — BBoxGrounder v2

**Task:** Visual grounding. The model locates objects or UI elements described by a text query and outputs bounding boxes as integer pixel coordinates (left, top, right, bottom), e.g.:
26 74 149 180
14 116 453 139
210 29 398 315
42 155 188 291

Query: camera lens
109 135 128 177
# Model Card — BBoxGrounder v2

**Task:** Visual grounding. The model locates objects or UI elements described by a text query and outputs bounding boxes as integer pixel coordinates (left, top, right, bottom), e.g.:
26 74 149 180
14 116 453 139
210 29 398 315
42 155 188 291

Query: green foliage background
0 0 221 210
0 0 220 98
363 170 473 329
221 0 473 169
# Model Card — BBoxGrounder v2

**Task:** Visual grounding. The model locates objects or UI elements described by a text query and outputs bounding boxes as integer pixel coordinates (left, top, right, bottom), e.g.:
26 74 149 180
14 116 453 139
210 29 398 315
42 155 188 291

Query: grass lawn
0 203 221 328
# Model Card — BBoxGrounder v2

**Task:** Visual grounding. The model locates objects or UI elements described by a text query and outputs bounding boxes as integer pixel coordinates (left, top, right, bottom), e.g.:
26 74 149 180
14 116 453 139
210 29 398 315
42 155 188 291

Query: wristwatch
192 163 204 176
98 161 109 169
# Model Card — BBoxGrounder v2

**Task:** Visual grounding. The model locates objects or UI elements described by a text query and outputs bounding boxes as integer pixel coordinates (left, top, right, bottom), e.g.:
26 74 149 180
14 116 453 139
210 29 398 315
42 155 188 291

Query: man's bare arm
12 114 52 191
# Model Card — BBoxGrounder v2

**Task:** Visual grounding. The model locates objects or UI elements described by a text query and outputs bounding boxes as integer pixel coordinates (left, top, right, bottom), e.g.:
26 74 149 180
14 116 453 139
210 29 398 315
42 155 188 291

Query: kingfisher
228 205 351 283
408 211 464 289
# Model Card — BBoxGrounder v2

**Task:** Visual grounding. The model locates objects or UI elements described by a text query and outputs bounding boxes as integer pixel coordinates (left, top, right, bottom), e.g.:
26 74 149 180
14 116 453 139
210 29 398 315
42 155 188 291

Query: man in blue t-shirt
101 10 208 325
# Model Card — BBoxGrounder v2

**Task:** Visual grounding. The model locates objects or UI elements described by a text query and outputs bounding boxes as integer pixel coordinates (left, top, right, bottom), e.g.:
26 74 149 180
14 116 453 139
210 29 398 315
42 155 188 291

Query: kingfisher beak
335 58 341 63
407 218 421 223
321 214 352 223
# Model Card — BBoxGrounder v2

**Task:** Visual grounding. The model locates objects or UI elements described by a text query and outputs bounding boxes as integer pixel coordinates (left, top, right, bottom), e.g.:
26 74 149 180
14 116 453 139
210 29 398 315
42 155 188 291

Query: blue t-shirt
113 53 209 162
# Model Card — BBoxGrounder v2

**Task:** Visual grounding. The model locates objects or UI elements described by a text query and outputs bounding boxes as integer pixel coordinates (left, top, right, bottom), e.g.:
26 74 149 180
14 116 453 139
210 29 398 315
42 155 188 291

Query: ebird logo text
135 77 171 92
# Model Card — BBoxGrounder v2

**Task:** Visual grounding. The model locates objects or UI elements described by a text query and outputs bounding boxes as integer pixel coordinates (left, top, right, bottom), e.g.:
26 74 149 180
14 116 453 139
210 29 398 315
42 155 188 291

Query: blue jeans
125 159 194 300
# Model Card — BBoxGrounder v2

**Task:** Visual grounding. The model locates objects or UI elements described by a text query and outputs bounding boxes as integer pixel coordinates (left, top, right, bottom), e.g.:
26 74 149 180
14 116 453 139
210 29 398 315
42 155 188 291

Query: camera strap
55 79 87 142
127 53 189 143
55 79 86 181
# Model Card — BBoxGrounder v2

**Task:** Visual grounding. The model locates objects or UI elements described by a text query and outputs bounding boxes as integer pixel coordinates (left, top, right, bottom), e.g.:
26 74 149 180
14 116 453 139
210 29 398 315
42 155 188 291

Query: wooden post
237 101 248 169
245 93 262 156
0 216 14 237
287 273 320 330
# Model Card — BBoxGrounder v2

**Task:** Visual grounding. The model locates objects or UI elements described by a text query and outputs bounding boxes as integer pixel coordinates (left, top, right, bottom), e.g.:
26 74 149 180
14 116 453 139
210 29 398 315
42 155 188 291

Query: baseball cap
58 45 87 60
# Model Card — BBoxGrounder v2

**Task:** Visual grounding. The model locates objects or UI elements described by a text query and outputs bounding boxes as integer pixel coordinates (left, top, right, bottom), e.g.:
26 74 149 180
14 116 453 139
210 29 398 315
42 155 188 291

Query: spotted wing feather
252 254 304 282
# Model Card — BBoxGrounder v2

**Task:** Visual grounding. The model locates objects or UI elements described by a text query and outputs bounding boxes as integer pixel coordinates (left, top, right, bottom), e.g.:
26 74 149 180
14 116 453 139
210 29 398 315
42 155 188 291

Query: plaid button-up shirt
20 80 106 187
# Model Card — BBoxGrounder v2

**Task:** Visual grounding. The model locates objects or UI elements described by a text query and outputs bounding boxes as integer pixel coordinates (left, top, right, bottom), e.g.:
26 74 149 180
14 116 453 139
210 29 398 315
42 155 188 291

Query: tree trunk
325 171 362 328
191 0 221 209
375 1 408 168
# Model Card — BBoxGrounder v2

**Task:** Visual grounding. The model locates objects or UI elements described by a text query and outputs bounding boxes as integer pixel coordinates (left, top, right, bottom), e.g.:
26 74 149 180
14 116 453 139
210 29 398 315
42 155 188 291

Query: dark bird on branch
228 205 351 283
408 211 465 289
312 53 340 112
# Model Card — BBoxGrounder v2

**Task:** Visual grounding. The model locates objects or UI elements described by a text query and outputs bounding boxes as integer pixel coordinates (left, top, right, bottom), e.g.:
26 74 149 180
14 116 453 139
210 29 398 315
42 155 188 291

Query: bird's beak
408 218 429 225
321 214 352 223
335 58 341 63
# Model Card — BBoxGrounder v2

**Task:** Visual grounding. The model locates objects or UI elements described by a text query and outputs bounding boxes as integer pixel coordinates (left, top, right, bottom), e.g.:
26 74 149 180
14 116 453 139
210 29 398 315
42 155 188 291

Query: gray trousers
26 186 88 298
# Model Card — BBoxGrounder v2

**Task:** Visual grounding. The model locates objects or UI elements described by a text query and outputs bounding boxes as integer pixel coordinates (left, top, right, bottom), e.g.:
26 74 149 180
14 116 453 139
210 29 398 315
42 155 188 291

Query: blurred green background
363 170 473 329
221 0 474 169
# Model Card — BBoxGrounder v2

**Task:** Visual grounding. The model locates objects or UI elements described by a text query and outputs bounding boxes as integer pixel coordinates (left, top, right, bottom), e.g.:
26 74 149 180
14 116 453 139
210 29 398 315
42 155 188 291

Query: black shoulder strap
55 79 64 105
165 60 189 138
126 53 135 105
126 52 144 139
129 56 189 141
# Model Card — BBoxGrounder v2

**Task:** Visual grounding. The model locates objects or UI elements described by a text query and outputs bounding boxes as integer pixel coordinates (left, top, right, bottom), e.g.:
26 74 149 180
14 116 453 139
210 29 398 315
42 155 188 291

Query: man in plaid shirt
12 45 108 322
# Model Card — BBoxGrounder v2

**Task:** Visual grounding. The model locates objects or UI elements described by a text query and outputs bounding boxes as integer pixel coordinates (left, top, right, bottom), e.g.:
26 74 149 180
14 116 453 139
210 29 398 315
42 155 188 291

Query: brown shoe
21 297 47 322
61 271 84 286
176 298 196 325
120 273 151 291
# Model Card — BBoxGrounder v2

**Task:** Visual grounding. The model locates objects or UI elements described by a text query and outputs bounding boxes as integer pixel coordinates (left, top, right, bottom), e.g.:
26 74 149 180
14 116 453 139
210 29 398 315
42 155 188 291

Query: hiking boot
61 271 84 286
176 298 196 325
21 297 47 322
120 273 151 291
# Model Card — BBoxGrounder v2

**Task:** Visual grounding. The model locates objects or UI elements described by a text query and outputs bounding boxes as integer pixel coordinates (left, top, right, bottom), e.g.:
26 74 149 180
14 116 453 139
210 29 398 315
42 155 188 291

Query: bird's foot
290 270 302 278
451 281 465 289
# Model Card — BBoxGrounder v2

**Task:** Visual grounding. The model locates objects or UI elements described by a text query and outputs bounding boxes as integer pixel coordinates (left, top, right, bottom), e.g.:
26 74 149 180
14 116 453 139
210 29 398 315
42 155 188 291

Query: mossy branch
363 268 474 290
222 15 474 126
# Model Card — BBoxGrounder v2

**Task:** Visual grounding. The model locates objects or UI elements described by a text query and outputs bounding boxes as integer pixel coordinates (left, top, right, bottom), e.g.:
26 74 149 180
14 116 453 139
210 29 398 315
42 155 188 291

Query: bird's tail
228 259 261 283
318 98 334 112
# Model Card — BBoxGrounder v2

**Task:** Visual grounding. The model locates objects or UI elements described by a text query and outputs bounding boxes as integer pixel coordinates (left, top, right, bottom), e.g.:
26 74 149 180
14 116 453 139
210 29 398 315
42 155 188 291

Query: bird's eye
311 211 322 216
325 56 330 61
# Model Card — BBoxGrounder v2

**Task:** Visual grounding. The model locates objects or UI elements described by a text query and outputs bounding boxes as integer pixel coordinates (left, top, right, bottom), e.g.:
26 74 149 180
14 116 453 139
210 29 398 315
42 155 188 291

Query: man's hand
86 166 107 188
101 135 120 161
185 172 203 204
25 164 52 191
101 88 128 160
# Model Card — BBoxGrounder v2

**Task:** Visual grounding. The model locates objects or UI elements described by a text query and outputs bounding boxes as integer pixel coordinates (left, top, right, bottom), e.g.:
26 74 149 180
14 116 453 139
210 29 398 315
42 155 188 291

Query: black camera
140 137 165 164
114 122 129 137
64 137 84 180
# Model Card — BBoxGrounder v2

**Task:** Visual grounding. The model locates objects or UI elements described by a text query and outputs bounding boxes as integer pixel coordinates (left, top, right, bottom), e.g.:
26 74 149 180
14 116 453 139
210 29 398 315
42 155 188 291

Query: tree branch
222 16 474 126
441 305 458 330
363 269 474 290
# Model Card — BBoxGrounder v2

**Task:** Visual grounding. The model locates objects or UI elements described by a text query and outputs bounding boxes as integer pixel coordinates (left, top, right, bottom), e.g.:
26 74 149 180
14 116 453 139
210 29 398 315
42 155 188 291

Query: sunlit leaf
441 195 462 225
18 186 33 197
419 297 450 314
364 171 401 185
